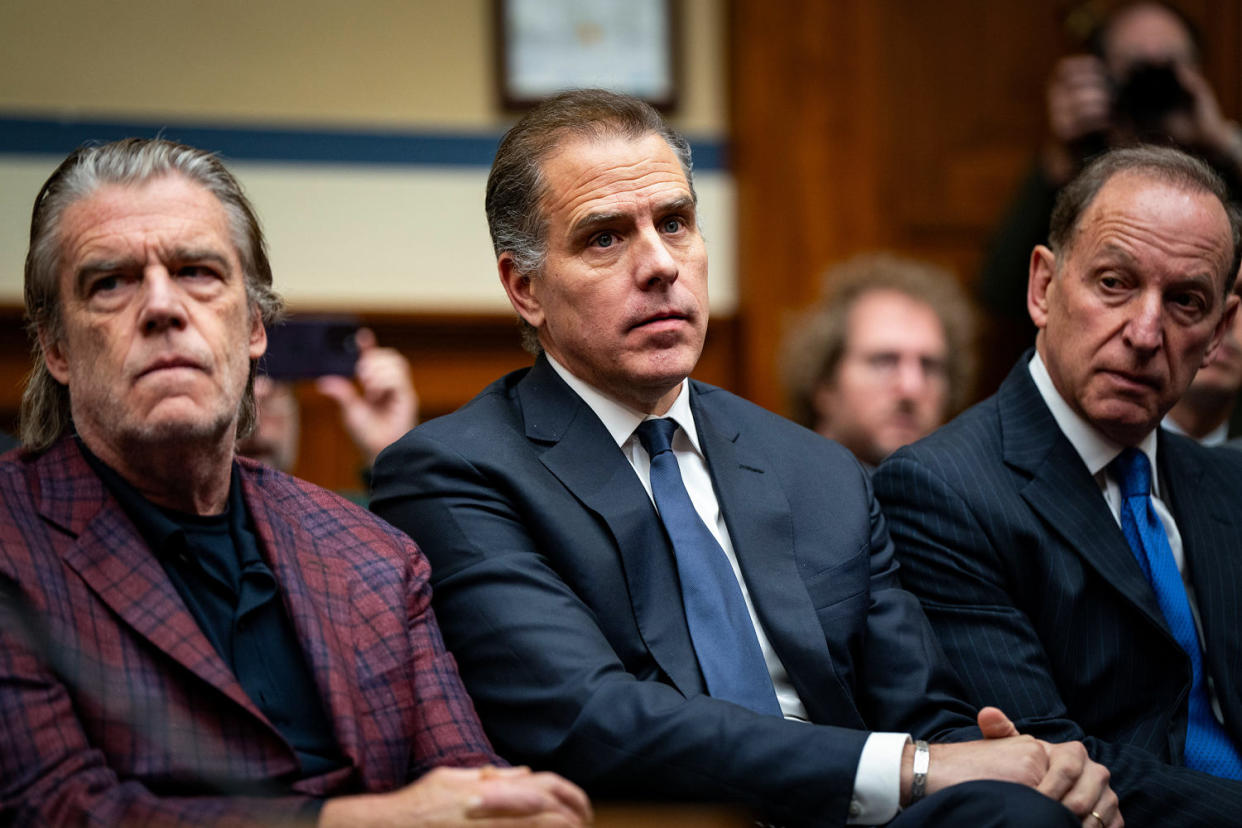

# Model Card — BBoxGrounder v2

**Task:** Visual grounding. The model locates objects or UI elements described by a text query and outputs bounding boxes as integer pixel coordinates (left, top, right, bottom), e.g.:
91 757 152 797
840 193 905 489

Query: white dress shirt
1162 413 1229 446
1029 354 1187 572
547 356 908 825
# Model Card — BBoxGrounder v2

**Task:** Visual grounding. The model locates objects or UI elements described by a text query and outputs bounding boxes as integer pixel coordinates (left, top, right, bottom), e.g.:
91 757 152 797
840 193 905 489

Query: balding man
877 146 1242 826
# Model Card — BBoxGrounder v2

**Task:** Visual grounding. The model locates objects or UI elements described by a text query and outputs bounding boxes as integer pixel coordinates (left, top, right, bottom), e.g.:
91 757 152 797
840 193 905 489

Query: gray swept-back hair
21 138 284 452
485 88 695 353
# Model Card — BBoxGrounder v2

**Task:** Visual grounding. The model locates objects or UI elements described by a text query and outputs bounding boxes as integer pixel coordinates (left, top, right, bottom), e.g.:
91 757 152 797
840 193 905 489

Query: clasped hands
319 765 592 827
903 706 1121 828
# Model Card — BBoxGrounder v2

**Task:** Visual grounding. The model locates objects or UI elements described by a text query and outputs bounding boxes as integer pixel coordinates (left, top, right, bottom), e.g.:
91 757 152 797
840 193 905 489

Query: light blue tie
1112 447 1242 779
637 418 781 715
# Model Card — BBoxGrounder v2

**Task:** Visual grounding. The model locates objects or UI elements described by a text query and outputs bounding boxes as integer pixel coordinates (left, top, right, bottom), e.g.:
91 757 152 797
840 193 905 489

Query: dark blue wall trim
0 115 728 171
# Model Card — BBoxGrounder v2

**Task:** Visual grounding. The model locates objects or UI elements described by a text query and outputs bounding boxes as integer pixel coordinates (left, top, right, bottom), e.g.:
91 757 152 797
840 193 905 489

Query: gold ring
1090 811 1105 827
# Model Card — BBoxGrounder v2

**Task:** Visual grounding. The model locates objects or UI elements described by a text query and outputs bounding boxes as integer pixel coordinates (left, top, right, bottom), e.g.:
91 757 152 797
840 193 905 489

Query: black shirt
79 440 342 779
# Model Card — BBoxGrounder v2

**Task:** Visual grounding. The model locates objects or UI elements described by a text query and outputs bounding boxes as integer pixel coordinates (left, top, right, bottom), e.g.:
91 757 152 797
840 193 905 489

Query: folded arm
875 452 1242 825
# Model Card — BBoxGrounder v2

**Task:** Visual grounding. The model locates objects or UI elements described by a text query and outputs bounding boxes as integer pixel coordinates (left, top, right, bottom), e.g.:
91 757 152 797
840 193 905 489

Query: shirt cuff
847 732 910 825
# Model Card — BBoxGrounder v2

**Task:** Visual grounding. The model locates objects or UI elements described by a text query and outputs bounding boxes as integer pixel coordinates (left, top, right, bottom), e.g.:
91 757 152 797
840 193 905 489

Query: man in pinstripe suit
875 145 1242 826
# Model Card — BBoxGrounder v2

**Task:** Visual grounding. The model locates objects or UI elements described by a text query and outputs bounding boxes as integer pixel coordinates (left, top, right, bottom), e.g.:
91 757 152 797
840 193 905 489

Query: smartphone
260 318 360 381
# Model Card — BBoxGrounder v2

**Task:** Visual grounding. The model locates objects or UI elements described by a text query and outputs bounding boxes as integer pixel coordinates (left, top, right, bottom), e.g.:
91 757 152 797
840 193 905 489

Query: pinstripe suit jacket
873 356 1242 826
0 437 498 826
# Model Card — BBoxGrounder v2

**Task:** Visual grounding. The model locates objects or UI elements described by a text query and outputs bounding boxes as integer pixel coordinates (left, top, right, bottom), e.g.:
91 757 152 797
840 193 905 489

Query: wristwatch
910 739 930 803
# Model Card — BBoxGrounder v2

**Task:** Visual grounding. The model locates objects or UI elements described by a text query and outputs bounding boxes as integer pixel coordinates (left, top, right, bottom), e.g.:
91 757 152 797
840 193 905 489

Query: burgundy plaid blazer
0 437 499 825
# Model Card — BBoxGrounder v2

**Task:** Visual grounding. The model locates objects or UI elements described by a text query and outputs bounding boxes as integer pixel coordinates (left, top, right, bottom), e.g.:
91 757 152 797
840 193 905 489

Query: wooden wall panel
732 0 1242 414
0 308 30 438
731 1 887 413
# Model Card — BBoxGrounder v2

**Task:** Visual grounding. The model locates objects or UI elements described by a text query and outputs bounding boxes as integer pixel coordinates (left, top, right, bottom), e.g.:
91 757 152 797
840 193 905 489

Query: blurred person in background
783 253 976 469
239 326 418 499
1164 278 1242 444
978 1 1242 367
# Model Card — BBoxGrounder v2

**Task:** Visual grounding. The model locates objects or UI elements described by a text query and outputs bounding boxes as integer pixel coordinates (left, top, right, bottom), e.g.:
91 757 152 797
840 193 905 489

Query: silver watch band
910 739 930 803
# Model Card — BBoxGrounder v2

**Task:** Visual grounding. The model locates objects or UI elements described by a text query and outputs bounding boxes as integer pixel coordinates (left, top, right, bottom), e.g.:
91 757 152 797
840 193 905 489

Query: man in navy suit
875 145 1242 826
371 89 1113 827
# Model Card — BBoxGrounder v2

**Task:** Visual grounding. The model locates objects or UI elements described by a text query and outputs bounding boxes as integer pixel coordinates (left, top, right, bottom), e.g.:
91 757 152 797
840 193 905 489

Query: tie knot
636 418 678 458
1112 446 1152 498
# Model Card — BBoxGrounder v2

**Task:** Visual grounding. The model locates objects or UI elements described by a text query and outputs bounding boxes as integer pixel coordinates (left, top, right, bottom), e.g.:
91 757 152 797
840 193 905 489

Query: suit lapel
39 440 263 720
1160 434 1242 737
999 362 1171 638
520 359 703 696
691 386 861 725
240 465 365 768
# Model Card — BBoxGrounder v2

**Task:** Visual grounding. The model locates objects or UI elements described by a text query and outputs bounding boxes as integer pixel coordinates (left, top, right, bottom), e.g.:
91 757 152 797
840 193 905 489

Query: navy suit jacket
0 437 498 825
371 357 979 827
874 356 1242 826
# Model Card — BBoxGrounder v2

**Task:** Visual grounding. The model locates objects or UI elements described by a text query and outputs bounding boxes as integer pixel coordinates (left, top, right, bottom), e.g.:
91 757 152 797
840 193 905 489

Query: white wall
0 0 733 312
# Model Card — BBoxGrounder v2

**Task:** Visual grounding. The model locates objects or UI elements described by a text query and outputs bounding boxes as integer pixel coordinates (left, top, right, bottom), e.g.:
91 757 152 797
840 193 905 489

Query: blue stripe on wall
0 115 728 171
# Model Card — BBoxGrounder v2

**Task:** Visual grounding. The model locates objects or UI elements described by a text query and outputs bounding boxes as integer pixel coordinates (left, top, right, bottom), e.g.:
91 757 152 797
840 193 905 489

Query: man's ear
1203 291 1240 368
248 305 268 362
1027 245 1057 331
498 253 544 329
40 328 70 385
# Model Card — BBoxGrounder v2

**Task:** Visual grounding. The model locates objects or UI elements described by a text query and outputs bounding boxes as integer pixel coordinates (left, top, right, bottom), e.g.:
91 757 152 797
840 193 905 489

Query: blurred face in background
1101 2 1196 79
813 289 949 466
236 376 300 472
1176 276 1242 407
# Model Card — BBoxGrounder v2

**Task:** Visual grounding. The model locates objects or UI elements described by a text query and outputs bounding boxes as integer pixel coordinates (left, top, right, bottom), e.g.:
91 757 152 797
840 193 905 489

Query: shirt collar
1162 412 1229 446
77 436 247 556
545 354 700 453
1028 352 1160 488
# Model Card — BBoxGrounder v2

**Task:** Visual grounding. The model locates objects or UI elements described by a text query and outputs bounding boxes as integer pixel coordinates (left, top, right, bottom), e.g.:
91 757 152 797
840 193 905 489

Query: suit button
849 801 862 818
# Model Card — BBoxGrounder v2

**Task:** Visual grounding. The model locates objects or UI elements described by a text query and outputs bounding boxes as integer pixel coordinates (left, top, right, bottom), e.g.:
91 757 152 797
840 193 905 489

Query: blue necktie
1112 447 1242 779
636 418 781 715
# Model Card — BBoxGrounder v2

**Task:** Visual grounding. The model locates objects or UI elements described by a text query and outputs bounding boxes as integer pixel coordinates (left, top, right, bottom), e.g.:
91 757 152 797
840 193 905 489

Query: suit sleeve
371 429 875 827
395 530 505 777
0 574 319 827
873 453 1242 826
848 472 981 744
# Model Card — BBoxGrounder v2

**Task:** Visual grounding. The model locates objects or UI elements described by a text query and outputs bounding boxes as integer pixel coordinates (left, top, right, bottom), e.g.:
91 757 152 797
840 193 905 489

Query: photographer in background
978 1 1242 368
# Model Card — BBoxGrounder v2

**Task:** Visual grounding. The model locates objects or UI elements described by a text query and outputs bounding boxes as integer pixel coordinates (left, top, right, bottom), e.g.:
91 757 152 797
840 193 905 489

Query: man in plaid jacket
0 138 589 828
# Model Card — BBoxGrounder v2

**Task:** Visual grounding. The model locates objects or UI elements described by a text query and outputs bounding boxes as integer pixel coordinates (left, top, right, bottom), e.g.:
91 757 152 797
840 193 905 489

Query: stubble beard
75 378 242 491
